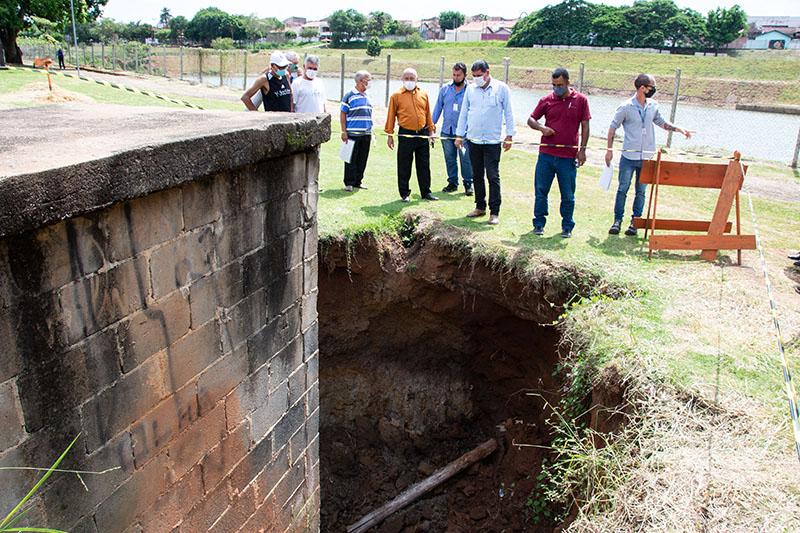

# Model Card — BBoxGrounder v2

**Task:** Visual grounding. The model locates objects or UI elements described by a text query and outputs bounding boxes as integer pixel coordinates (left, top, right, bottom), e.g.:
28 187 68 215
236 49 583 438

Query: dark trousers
467 141 502 215
344 134 370 187
397 127 431 198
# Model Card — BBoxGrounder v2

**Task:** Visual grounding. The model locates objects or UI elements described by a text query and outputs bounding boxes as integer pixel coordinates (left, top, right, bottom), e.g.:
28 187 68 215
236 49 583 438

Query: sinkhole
317 219 615 533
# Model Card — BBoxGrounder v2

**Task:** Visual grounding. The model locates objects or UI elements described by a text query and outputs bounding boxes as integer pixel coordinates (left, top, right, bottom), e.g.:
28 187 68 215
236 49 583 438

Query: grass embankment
311 46 800 105
3 68 799 528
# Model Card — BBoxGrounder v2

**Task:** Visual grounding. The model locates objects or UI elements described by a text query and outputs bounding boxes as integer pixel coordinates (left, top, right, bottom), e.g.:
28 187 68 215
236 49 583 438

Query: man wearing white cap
241 51 293 112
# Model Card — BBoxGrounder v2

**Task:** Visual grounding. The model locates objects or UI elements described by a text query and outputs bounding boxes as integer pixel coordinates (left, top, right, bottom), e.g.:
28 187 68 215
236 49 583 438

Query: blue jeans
533 153 576 231
440 134 472 186
613 156 646 223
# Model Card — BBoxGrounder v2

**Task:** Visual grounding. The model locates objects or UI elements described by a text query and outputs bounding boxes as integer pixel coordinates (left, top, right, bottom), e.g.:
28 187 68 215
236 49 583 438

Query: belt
399 126 429 135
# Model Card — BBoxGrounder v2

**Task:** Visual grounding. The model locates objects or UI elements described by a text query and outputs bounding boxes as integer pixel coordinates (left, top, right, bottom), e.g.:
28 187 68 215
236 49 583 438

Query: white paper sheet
339 139 355 163
599 162 614 191
250 90 262 110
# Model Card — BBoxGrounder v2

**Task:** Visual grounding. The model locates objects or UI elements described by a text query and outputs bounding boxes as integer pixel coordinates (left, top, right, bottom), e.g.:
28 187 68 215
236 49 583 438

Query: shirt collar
401 86 418 94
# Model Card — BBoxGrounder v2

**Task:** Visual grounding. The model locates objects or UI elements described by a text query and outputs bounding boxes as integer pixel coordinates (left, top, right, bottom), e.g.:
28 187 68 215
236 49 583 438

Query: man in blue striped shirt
433 62 473 196
455 60 515 226
340 70 373 191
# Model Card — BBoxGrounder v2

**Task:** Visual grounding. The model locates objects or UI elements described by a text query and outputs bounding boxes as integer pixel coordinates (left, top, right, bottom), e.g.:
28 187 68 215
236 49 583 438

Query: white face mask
305 69 318 79
403 80 417 91
473 75 485 86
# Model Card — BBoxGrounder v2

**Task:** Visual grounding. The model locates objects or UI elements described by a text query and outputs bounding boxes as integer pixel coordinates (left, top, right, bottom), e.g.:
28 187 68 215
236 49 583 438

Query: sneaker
624 224 637 236
488 214 499 225
608 220 621 234
442 183 458 192
345 185 353 192
561 230 572 239
464 184 474 196
533 226 544 236
401 196 410 203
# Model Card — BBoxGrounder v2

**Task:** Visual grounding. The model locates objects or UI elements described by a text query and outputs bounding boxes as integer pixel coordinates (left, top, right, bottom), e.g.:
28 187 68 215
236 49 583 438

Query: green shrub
366 36 382 57
211 37 235 50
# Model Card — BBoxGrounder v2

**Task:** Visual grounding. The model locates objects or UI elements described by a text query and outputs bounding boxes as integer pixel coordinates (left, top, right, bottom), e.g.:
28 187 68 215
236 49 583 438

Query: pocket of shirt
488 95 498 107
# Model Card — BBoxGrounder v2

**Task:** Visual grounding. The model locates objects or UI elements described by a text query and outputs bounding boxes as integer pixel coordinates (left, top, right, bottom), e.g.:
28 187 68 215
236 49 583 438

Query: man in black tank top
241 51 293 112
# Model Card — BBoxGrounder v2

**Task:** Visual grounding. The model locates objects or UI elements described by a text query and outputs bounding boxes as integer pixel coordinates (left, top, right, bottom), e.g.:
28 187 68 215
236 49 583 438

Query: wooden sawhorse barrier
632 151 756 264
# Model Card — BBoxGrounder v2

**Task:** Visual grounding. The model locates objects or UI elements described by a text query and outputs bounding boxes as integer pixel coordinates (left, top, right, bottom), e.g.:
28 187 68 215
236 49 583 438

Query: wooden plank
649 234 756 252
639 160 748 188
347 439 498 533
633 218 732 232
700 160 744 260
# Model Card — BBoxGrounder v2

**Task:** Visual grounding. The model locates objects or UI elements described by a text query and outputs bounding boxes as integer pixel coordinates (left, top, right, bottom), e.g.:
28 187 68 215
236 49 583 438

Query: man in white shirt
292 55 326 114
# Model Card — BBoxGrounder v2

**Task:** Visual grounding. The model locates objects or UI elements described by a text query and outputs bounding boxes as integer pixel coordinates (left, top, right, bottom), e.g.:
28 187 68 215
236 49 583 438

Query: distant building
727 17 800 50
299 20 331 40
283 16 307 26
414 19 444 40
445 19 518 42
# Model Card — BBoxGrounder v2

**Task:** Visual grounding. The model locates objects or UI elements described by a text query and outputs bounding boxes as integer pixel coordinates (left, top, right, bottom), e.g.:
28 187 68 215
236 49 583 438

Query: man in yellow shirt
385 68 438 202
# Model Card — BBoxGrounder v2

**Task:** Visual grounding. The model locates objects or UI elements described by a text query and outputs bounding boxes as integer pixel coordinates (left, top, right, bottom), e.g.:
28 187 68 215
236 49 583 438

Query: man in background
433 62 473 196
528 67 591 238
292 54 326 114
385 68 437 202
455 60 515 225
340 70 373 192
606 73 693 236
241 51 292 112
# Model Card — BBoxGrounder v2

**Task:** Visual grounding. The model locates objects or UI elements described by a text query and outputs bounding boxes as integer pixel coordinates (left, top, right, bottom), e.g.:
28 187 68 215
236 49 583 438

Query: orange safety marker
633 151 755 264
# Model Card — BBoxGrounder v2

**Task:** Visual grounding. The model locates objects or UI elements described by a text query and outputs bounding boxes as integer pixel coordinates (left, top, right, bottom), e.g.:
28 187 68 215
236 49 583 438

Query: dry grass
566 377 800 532
0 81 95 106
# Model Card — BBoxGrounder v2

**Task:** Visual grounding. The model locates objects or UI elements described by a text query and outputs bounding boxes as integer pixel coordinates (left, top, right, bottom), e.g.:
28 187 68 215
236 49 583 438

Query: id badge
452 103 459 112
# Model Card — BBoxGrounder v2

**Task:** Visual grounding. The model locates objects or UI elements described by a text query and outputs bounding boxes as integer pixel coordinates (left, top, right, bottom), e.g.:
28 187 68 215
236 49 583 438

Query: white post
666 68 682 148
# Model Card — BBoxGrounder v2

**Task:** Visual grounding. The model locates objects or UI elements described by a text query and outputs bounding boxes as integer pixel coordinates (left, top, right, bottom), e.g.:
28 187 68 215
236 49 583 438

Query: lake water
193 74 800 164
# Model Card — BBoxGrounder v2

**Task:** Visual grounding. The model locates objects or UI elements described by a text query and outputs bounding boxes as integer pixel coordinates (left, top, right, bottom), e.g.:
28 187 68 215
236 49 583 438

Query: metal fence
17 41 800 165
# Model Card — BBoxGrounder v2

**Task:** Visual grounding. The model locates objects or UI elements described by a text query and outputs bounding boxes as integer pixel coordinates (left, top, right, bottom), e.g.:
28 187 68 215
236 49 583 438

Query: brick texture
1 145 320 533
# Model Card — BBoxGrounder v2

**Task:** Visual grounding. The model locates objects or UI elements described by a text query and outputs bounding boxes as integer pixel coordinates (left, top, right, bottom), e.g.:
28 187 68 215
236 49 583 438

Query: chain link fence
17 41 800 165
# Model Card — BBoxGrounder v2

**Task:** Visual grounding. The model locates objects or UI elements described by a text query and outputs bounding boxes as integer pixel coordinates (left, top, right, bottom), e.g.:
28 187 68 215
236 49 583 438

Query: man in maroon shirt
528 68 591 238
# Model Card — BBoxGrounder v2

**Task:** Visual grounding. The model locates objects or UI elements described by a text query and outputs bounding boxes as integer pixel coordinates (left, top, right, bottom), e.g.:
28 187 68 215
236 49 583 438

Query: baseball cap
270 51 290 67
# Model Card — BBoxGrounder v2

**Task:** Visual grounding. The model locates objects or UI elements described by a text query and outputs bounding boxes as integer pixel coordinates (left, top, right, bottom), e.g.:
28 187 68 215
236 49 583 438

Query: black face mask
453 79 465 87
645 87 656 98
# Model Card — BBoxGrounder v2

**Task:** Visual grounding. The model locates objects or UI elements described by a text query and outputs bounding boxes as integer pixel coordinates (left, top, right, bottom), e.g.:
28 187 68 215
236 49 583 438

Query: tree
706 5 747 54
438 11 465 30
591 5 629 48
285 29 297 40
185 7 245 45
366 36 381 56
507 0 600 47
158 7 172 29
366 11 392 37
393 22 417 37
328 9 366 45
239 14 283 43
1 0 107 63
300 26 318 41
624 0 681 48
168 15 189 43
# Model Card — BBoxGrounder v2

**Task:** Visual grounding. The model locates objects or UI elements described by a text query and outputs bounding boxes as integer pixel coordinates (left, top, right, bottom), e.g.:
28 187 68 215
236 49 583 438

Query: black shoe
624 224 637 236
789 253 800 260
401 196 410 203
561 230 572 239
442 183 458 192
423 193 439 201
795 260 800 268
608 221 621 235
533 226 544 236
464 184 474 196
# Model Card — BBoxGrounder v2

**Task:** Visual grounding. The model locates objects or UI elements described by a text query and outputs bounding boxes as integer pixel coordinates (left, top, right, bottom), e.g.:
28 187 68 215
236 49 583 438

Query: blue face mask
553 86 568 96
276 68 287 77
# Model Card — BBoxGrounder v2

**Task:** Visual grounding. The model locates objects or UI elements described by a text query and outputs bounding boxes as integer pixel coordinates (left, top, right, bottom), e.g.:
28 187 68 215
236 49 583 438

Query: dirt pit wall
317 222 599 532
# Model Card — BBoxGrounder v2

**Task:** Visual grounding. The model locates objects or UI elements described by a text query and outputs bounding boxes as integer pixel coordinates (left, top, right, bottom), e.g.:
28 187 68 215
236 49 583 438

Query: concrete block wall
0 105 328 532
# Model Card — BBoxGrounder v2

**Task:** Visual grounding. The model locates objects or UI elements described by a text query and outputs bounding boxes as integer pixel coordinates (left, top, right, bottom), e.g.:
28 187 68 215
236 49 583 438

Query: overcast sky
100 0 797 26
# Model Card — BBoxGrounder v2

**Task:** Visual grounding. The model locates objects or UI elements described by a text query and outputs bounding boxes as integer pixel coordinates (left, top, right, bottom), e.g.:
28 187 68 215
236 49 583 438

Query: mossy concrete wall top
0 103 331 238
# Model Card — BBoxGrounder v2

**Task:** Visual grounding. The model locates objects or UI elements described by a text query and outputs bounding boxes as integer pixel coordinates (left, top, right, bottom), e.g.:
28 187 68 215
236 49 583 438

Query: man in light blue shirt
433 62 473 196
605 73 693 236
455 60 515 226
